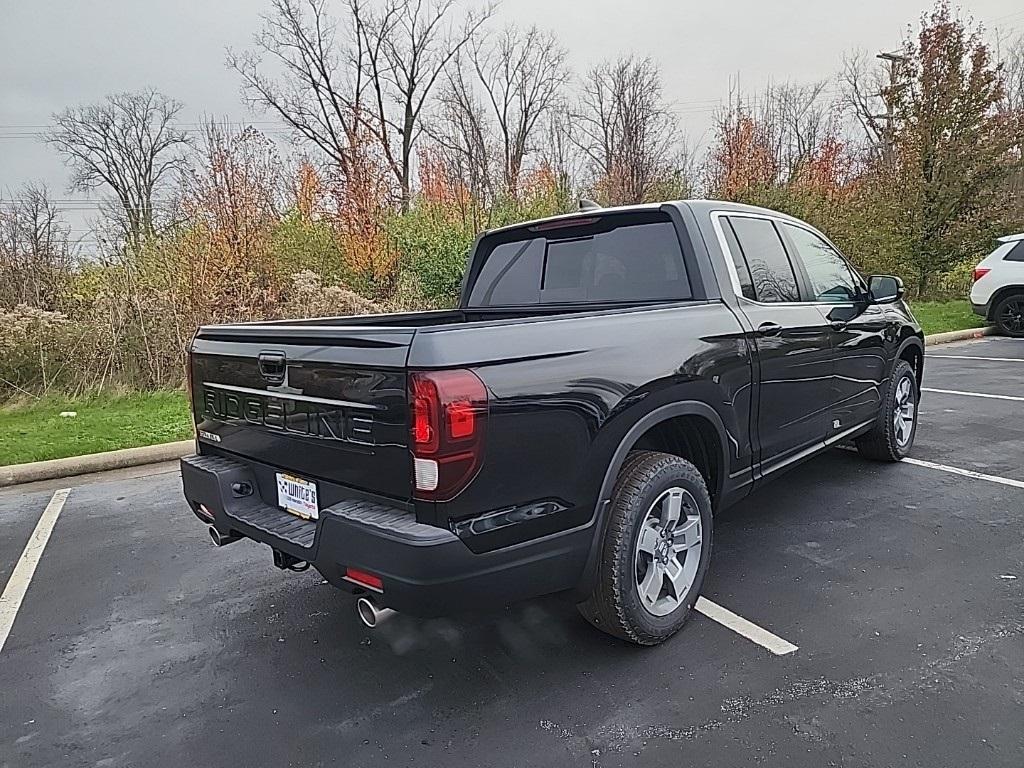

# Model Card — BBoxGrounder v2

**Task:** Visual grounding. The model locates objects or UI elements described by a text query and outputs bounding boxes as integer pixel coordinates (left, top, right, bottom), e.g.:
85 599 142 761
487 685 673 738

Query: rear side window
726 216 800 303
1005 241 1024 262
466 213 691 307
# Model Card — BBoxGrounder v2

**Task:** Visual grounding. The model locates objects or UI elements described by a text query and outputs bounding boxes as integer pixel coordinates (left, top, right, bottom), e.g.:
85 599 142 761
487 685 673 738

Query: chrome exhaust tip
208 526 241 547
356 597 396 628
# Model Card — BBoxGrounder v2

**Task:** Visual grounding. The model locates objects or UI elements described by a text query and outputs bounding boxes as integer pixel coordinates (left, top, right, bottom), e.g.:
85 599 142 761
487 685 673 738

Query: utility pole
871 51 910 164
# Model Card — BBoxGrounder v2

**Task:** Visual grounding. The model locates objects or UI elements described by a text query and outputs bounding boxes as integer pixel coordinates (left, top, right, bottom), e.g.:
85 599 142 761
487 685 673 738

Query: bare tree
352 0 493 210
763 81 839 179
228 0 366 176
463 24 569 194
47 90 188 251
996 32 1024 223
538 105 582 195
996 32 1024 114
429 58 495 207
840 50 913 163
573 56 682 205
0 183 74 309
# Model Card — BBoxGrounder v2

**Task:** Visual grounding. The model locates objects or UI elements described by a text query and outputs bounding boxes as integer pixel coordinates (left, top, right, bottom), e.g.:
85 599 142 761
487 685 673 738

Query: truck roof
483 199 812 235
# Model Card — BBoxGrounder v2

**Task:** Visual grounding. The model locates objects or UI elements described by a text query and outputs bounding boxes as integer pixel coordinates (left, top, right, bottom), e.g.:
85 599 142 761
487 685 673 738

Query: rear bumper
971 300 990 318
180 454 590 616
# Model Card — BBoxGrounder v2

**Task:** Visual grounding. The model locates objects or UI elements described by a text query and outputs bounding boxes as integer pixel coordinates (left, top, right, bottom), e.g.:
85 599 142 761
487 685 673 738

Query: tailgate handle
258 351 287 384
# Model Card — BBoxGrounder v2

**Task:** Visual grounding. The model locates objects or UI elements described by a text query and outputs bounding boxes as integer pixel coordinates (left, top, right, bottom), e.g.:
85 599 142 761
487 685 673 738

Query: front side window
726 216 800 303
781 223 859 303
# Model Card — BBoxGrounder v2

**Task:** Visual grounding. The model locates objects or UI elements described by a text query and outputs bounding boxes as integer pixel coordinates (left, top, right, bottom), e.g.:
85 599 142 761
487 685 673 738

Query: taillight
973 267 991 282
409 369 488 500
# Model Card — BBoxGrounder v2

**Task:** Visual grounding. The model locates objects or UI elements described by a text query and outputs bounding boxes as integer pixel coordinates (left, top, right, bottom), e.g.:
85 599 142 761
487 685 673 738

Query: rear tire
855 359 918 462
992 293 1024 337
577 451 713 646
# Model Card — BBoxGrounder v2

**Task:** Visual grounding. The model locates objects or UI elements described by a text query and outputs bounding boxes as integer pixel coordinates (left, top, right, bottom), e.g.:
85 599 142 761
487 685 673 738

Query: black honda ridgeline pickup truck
181 200 924 645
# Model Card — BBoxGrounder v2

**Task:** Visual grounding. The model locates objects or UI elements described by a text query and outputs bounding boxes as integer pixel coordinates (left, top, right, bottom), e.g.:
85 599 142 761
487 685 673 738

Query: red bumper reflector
345 567 383 591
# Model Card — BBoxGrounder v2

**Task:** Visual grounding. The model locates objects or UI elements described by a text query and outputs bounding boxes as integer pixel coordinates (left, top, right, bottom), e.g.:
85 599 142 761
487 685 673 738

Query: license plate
275 473 319 520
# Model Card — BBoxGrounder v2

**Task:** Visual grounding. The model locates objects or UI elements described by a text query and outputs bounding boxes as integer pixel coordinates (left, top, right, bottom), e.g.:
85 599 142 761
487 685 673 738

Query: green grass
0 390 193 466
909 299 985 337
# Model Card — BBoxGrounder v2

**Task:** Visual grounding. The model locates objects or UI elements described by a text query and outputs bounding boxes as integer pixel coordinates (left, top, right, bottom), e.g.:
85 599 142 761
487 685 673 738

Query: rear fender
573 400 730 598
985 285 1024 320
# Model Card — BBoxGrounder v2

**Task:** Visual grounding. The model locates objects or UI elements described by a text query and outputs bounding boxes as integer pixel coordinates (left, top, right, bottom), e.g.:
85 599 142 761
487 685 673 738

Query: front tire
577 451 713 646
993 293 1024 338
855 359 918 462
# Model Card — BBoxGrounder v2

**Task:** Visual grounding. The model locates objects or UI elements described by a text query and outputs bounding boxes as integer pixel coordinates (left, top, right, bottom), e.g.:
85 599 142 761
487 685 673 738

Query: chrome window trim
709 212 746 298
710 210 862 308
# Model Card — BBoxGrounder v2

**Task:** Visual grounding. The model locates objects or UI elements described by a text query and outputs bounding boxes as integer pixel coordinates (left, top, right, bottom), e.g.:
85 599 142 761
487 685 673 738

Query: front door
777 222 888 437
818 302 890 435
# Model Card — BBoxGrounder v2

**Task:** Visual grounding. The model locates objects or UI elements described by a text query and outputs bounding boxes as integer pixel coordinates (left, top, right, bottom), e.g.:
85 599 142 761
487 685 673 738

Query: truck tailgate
190 324 413 501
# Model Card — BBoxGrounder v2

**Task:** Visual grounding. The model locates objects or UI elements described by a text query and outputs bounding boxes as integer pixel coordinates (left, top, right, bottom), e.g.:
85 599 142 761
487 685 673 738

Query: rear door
720 214 833 473
190 324 414 501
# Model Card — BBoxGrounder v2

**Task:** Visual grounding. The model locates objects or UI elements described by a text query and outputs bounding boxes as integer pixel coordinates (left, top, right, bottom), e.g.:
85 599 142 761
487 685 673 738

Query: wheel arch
573 400 730 597
897 336 925 390
987 285 1024 320
596 401 729 507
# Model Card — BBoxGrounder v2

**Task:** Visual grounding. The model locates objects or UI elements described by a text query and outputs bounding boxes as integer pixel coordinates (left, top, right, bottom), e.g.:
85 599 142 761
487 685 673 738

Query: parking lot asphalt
1 337 1022 768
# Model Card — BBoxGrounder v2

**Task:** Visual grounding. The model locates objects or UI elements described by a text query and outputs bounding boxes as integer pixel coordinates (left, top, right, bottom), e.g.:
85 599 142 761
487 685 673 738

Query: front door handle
829 320 848 331
757 322 783 337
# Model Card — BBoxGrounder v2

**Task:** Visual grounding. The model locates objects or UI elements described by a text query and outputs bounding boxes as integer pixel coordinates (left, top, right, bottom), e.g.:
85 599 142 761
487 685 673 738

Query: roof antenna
579 198 601 212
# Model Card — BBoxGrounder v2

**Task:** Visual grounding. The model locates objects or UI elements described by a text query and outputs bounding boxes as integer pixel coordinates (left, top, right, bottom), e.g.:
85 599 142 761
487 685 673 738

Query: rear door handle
757 322 783 337
829 320 848 331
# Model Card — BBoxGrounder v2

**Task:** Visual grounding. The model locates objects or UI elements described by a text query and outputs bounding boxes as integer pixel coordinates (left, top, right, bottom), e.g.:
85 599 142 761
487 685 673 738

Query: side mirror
867 275 904 304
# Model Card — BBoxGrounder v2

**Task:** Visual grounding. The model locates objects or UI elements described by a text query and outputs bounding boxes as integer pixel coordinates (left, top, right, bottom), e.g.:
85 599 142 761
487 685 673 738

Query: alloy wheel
633 487 703 617
998 299 1024 335
893 375 916 447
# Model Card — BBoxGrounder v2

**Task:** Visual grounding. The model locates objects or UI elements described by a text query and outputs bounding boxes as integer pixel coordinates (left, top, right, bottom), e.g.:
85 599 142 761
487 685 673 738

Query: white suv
971 233 1024 337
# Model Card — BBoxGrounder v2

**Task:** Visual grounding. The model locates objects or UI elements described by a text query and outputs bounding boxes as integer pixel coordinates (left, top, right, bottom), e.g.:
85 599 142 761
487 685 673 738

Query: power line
0 98 841 141
0 102 739 131
989 9 1024 25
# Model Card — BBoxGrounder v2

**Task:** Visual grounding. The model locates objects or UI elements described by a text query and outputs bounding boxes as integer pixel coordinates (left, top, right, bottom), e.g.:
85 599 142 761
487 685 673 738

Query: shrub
388 203 474 307
284 271 383 317
0 305 71 395
271 211 349 286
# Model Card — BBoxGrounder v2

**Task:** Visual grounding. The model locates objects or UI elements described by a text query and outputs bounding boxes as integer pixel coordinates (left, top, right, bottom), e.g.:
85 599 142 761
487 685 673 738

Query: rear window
466 212 691 307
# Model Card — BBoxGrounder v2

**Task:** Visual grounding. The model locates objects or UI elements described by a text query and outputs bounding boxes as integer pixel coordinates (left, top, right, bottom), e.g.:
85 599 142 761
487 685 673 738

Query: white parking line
0 489 71 655
928 355 1024 363
695 597 799 656
902 458 1024 491
836 446 1024 491
922 387 1024 403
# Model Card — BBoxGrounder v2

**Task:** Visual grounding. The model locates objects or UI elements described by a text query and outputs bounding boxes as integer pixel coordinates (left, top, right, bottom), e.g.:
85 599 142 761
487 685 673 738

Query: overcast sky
2 0 1023 242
